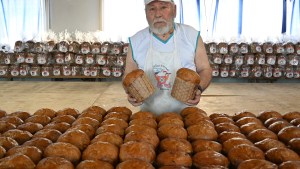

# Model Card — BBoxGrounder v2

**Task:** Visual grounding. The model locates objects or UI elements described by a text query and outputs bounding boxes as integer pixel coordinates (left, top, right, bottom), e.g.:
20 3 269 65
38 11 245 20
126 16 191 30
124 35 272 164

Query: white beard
149 19 173 35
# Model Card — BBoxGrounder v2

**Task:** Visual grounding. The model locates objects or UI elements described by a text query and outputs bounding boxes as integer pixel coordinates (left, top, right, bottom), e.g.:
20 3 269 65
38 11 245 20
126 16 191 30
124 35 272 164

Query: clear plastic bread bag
96 54 107 66
41 65 52 77
251 65 262 78
30 65 41 76
19 64 30 76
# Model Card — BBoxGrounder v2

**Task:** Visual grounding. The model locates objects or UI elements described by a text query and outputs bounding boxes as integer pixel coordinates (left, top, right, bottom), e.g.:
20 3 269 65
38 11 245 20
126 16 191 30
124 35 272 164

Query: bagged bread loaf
171 68 200 102
123 69 155 102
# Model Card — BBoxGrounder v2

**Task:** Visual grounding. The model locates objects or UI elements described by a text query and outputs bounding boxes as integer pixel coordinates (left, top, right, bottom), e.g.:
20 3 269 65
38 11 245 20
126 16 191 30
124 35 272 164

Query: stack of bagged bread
0 106 300 168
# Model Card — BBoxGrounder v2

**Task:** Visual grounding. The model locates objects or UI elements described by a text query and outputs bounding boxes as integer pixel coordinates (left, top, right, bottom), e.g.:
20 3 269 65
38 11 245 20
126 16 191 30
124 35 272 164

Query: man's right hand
127 94 143 106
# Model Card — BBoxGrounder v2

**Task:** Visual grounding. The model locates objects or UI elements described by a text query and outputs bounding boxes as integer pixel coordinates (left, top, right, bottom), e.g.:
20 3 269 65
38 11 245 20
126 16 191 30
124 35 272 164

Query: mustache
153 18 167 24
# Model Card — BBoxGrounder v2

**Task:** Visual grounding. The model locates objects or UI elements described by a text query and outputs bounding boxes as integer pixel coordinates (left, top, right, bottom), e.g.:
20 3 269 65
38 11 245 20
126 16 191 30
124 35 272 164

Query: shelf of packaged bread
0 75 121 79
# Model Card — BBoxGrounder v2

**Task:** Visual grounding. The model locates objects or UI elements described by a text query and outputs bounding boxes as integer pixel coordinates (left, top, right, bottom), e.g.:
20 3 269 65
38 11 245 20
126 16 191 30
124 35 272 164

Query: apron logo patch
153 65 171 90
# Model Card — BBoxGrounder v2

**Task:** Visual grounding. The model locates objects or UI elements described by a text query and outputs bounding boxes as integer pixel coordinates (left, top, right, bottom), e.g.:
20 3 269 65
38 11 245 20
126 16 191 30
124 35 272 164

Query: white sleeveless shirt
129 23 200 70
129 23 200 115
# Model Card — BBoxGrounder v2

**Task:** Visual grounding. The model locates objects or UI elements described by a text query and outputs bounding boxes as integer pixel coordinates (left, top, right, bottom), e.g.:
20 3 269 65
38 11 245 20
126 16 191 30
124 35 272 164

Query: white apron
141 30 188 115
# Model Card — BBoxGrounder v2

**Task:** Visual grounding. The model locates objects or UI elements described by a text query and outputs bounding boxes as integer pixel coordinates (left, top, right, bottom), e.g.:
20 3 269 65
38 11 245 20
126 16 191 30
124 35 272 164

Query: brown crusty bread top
176 68 200 84
123 69 145 87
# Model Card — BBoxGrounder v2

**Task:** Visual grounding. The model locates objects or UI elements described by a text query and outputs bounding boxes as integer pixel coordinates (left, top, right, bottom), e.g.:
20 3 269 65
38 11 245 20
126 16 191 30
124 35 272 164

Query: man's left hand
185 90 201 106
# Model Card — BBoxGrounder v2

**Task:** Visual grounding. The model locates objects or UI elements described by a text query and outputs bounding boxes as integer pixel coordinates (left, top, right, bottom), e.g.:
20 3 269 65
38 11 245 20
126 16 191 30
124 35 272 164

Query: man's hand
185 89 201 106
124 89 143 106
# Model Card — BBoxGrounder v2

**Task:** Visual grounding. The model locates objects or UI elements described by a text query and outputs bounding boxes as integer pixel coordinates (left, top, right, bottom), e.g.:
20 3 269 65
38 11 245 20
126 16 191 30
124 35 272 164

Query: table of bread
0 106 299 169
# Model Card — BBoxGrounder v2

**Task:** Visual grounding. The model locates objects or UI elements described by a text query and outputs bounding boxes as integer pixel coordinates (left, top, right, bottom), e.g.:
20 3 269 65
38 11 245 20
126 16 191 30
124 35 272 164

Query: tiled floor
0 80 299 116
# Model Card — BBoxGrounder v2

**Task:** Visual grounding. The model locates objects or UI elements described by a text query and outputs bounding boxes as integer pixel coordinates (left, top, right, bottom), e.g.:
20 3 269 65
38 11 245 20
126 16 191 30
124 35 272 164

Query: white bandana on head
144 0 174 5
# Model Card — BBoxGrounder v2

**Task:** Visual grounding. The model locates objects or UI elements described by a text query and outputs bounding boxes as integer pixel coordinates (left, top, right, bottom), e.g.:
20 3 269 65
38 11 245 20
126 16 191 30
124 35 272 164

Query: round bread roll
44 142 81 165
119 141 155 163
0 121 16 133
2 129 33 144
107 106 132 117
211 117 235 125
192 139 222 153
0 109 7 118
25 115 51 126
23 137 53 153
222 138 254 154
57 129 90 151
6 145 42 164
235 117 263 127
82 141 119 165
268 120 293 134
34 108 56 119
0 136 19 151
254 138 286 152
33 128 62 142
82 105 107 117
36 157 74 169
283 111 300 122
102 117 129 129
44 121 70 133
124 131 159 149
56 108 80 118
122 69 155 103
278 126 300 144
288 138 300 154
156 151 192 167
187 124 218 141
264 117 286 128
104 111 130 122
158 124 187 140
17 122 44 134
218 131 247 143
232 111 256 122
181 106 207 118
9 111 31 121
0 154 36 169
184 112 210 128
157 112 183 122
125 124 157 136
214 122 240 134
228 144 265 167
51 114 76 124
0 116 24 126
265 147 300 164
159 138 192 154
96 124 124 137
72 117 100 130
116 159 155 169
209 113 231 120
129 118 157 129
257 110 282 122
78 110 102 122
237 159 277 169
77 160 114 169
171 68 200 102
247 128 278 143
0 146 5 158
240 122 267 135
290 118 300 126
158 117 184 128
130 111 156 120
91 132 123 147
68 124 95 139
158 166 190 169
278 161 300 169
192 150 229 168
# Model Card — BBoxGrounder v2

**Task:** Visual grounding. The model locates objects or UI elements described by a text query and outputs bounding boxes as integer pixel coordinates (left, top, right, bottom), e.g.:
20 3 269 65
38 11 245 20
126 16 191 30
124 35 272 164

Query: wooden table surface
0 81 299 116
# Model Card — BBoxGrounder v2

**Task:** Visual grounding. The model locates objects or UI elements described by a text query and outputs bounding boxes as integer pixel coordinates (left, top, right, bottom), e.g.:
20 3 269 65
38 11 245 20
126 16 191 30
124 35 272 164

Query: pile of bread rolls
0 107 299 168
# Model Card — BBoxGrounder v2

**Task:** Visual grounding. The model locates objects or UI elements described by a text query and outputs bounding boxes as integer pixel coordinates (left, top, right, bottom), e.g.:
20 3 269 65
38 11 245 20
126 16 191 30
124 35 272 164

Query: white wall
49 0 101 32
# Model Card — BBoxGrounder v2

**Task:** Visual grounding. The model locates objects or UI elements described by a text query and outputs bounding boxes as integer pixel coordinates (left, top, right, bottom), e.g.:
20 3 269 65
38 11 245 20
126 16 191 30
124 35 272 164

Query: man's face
145 1 176 35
